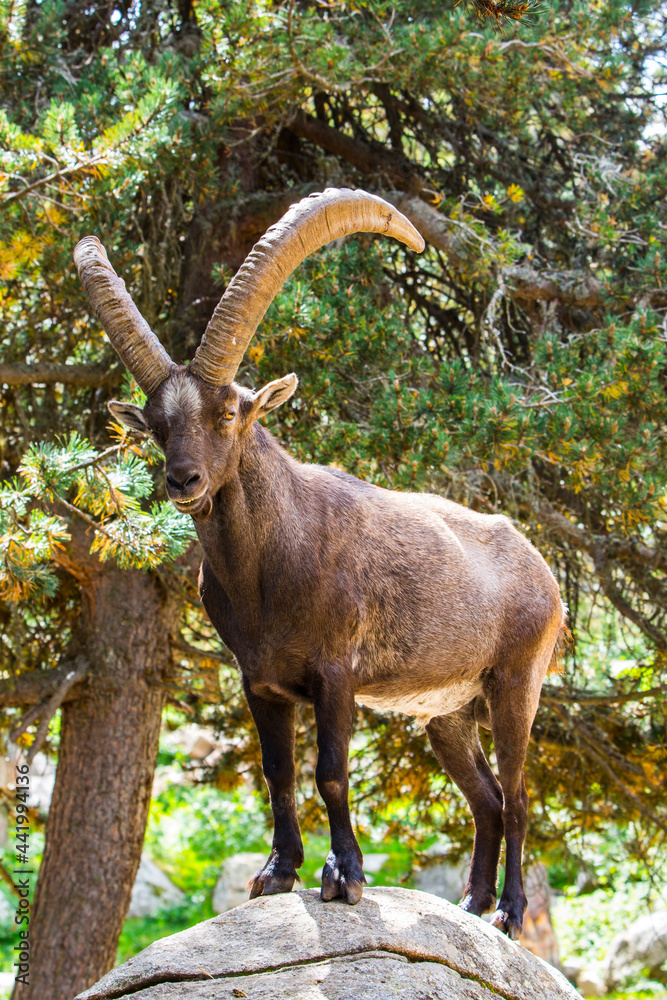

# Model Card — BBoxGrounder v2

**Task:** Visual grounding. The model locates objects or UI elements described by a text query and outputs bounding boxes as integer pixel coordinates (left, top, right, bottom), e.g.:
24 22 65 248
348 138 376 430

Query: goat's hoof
248 852 299 899
489 907 523 940
320 849 365 905
459 891 497 917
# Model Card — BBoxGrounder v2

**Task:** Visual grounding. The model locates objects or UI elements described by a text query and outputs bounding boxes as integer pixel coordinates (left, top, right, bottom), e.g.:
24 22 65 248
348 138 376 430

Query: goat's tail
547 604 571 675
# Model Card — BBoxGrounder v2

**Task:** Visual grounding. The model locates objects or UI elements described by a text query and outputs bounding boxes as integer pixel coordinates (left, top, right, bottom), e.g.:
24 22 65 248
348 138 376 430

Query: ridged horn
189 188 425 386
73 236 174 397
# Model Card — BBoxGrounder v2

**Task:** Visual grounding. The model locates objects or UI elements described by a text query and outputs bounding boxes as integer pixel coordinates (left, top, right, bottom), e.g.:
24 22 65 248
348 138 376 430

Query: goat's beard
191 496 213 522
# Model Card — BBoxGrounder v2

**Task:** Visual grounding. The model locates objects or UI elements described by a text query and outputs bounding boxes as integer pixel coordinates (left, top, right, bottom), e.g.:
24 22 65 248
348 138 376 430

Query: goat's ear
108 400 149 433
247 373 298 424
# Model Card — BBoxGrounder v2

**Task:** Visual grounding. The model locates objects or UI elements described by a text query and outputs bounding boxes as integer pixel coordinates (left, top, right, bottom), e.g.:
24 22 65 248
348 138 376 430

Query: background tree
0 0 666 996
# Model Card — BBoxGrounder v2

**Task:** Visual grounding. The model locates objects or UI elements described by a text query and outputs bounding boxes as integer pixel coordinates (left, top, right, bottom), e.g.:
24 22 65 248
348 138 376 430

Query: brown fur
110 367 566 938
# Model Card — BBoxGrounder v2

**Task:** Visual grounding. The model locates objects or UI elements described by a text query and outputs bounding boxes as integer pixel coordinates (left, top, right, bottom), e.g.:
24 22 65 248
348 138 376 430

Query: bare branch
171 638 227 663
541 684 667 706
597 569 667 652
0 663 86 708
287 110 423 193
550 703 666 831
0 861 19 898
282 113 610 309
384 193 609 309
503 263 604 308
0 362 123 388
21 659 90 763
1 154 107 207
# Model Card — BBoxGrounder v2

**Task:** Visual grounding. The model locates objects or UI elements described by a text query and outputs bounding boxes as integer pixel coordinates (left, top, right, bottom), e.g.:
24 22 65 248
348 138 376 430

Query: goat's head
74 189 424 519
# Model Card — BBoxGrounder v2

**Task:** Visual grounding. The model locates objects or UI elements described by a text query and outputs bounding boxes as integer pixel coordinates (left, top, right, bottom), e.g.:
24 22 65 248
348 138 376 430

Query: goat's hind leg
485 654 546 939
313 665 365 905
426 704 504 918
243 678 304 898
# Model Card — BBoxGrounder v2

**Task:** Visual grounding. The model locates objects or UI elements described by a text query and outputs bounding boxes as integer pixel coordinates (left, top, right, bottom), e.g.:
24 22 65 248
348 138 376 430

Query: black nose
166 471 201 492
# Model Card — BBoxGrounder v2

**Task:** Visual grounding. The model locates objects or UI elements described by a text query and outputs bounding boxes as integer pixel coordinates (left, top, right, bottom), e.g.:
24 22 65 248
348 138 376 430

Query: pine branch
62 444 124 476
463 0 541 22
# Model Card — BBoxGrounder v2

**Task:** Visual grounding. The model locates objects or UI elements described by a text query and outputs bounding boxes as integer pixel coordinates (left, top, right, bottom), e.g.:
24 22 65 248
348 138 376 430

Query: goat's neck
194 423 296 603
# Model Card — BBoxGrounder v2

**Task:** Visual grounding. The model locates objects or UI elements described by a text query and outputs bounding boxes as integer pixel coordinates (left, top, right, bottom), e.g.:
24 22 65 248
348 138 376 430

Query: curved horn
189 188 425 386
73 236 174 397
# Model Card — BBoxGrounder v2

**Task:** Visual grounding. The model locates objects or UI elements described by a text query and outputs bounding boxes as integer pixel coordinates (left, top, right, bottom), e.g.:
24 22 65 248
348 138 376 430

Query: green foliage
0 480 68 600
115 902 207 969
145 784 271 893
0 432 195 599
0 824 44 975
554 880 665 983
255 242 667 517
20 435 97 500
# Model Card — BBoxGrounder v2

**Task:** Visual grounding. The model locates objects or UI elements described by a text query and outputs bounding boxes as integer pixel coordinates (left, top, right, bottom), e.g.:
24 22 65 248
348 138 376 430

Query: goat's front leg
243 677 304 898
313 666 365 905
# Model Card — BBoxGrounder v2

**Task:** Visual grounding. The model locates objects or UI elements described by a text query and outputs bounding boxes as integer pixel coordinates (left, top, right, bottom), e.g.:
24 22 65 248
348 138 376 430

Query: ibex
74 189 564 939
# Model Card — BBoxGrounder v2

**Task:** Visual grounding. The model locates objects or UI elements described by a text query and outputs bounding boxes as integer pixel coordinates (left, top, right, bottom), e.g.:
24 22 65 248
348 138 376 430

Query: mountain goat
74 188 564 938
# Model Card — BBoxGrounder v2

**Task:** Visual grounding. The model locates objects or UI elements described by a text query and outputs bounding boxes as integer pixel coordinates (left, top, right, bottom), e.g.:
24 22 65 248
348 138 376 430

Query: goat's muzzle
165 468 212 520
172 493 212 519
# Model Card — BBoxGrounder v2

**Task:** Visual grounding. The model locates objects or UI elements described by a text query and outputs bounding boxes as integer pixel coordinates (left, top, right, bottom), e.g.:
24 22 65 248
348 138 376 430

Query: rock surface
413 850 469 902
519 864 560 968
414 854 561 967
128 855 186 919
576 965 606 997
604 908 667 988
77 887 579 1000
212 853 269 913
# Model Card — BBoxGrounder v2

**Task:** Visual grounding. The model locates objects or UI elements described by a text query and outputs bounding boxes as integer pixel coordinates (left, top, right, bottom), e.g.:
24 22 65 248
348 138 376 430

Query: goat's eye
222 410 235 422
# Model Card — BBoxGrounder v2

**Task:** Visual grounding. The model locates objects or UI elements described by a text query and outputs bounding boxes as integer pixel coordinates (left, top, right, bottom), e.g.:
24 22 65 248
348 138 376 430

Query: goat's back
282 464 563 683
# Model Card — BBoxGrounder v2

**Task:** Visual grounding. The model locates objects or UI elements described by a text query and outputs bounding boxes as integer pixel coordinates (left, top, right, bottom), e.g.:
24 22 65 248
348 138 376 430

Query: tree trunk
13 550 175 1000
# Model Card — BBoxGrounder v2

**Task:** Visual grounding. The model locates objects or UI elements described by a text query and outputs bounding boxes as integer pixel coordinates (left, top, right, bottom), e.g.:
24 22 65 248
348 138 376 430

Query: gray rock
520 863 560 968
184 731 217 761
604 909 667 988
576 965 606 997
362 853 390 875
77 953 515 999
212 853 269 914
561 960 584 985
77 886 580 1000
128 855 186 919
413 850 469 903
